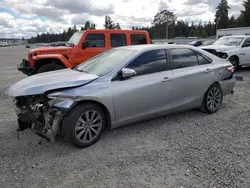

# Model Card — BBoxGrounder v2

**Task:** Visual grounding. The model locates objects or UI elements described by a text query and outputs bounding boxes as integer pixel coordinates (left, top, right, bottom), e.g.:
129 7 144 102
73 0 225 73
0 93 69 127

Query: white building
216 27 250 39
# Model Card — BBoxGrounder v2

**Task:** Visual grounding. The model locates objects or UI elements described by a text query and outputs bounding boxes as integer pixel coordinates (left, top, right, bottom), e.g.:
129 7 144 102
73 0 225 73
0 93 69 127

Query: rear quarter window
196 52 213 65
130 34 147 45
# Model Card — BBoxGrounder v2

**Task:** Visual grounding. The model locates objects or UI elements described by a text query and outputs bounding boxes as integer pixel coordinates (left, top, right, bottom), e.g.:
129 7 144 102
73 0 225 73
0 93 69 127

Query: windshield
76 49 138 76
68 32 84 45
213 37 244 46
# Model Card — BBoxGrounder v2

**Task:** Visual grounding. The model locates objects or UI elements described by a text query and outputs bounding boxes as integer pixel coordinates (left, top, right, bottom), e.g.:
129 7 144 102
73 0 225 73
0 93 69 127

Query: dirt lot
0 46 250 188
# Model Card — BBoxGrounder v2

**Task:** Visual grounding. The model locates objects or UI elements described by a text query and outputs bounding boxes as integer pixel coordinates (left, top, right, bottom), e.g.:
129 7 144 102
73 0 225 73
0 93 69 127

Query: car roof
115 44 197 51
76 29 148 34
220 35 249 38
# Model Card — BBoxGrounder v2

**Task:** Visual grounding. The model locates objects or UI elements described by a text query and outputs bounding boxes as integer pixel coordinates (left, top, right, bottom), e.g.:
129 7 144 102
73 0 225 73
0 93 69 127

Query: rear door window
110 34 127 47
84 34 105 47
130 34 147 45
169 48 199 69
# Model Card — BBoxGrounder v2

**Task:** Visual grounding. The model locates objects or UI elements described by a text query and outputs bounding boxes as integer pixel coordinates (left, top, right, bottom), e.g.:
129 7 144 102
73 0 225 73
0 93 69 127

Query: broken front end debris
14 95 67 143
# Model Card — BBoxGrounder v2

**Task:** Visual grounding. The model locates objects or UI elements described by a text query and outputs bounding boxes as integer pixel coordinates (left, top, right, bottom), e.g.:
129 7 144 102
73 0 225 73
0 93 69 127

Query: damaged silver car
6 44 236 148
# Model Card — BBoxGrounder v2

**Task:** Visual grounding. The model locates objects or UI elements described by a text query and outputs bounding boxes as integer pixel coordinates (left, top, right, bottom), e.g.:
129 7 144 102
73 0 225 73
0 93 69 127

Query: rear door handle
161 77 172 82
204 69 212 73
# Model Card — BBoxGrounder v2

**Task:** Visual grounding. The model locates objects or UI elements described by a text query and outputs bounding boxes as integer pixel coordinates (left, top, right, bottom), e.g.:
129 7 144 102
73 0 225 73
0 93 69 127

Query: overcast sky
0 0 244 39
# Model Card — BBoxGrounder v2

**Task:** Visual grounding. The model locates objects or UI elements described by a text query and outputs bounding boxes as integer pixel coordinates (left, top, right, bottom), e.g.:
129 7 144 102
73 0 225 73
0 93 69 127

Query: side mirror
121 68 137 79
82 41 89 49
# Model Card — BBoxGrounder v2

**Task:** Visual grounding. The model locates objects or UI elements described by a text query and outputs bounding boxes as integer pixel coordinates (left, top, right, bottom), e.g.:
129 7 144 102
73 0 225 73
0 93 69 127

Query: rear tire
61 103 106 148
36 63 64 74
200 84 223 114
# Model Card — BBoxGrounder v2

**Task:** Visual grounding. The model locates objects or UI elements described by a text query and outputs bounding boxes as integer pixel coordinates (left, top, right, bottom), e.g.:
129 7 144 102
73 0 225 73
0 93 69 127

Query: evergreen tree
215 0 230 29
90 23 96 30
237 13 246 26
229 16 236 27
242 0 250 26
84 21 91 30
115 23 121 29
104 16 115 29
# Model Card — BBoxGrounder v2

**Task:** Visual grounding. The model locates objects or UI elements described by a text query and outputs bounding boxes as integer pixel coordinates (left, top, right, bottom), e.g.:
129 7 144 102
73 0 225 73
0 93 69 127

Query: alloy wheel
207 87 222 111
75 110 102 143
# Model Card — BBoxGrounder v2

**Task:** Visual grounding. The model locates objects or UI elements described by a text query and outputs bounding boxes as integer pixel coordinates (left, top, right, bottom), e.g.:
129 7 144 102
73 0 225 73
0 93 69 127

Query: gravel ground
0 46 250 188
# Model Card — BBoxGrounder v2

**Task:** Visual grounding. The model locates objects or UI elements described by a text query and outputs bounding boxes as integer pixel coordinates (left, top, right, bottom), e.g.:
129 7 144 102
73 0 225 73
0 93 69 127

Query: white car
201 35 250 69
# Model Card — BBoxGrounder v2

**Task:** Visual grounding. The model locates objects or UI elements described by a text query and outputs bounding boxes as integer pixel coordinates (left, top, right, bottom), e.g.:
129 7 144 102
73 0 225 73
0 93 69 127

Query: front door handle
204 69 212 73
161 77 172 82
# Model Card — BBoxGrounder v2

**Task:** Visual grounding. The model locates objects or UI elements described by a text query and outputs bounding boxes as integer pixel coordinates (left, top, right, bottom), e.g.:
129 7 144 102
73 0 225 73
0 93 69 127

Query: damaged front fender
47 93 76 109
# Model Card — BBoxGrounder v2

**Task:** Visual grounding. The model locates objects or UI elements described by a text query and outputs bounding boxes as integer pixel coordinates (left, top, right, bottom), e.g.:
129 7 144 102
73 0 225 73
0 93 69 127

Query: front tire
200 84 223 114
37 63 64 74
229 56 239 70
61 103 106 148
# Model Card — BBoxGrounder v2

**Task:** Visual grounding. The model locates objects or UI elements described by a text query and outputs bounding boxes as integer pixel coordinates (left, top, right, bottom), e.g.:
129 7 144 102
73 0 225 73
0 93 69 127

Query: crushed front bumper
16 108 64 143
17 59 35 76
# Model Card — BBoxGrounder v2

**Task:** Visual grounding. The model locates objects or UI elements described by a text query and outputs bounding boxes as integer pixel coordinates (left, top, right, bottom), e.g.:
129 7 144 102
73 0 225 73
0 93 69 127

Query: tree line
28 16 121 43
134 0 249 39
28 0 250 43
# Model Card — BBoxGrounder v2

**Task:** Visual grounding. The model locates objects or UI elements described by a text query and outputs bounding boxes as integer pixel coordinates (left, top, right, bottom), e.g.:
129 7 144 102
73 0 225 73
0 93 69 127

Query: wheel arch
35 58 66 70
33 54 73 70
64 100 112 130
205 81 221 92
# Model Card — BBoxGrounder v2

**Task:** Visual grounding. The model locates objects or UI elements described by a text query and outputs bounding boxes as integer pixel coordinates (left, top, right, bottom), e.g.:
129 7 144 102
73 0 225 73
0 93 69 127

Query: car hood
6 69 99 97
200 45 236 52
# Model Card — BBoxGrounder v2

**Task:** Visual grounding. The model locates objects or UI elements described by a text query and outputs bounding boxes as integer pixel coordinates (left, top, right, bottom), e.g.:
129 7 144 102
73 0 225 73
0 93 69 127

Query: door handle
161 77 172 82
204 69 212 73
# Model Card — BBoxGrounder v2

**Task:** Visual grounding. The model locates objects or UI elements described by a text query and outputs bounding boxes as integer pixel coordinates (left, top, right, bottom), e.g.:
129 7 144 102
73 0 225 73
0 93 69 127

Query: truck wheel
37 63 64 74
229 56 239 70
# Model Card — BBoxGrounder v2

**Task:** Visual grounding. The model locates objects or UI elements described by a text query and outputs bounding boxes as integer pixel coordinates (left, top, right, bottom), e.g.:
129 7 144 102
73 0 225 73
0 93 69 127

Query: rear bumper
17 59 35 76
220 76 236 96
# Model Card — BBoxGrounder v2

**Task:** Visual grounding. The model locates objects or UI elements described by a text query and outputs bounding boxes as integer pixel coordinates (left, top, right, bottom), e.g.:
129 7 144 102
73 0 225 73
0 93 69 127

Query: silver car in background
6 44 236 148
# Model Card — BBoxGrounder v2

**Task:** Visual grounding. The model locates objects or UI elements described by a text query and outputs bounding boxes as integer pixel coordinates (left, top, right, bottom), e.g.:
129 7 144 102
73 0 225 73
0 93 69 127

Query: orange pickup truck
18 30 152 75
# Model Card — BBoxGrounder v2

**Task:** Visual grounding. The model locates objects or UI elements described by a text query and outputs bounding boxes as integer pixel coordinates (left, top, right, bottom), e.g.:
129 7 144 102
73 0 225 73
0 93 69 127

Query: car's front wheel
229 56 239 70
61 103 105 148
200 83 223 114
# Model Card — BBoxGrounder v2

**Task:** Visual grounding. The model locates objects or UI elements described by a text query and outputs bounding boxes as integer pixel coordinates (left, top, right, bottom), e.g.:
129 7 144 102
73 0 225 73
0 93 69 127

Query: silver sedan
6 44 236 148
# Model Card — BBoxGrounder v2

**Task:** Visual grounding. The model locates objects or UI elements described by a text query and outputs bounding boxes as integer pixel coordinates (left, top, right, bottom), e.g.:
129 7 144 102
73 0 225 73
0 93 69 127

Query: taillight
226 66 234 73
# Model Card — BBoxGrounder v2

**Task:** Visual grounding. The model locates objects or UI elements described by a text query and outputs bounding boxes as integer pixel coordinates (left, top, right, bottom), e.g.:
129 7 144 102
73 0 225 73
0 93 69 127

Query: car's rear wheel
229 56 239 70
61 103 105 148
200 84 223 114
36 63 64 74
